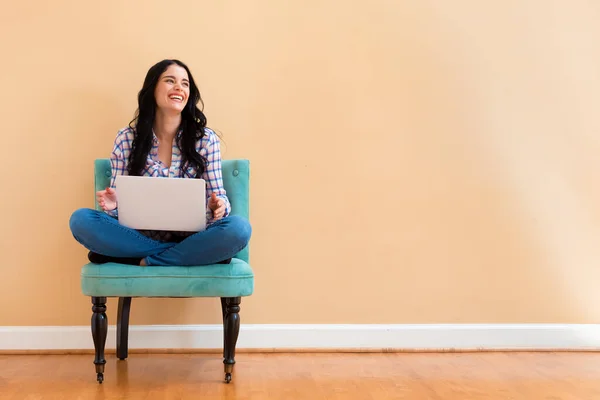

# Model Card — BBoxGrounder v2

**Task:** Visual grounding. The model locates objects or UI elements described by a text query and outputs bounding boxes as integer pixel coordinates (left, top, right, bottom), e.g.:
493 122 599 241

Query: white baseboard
2 324 600 351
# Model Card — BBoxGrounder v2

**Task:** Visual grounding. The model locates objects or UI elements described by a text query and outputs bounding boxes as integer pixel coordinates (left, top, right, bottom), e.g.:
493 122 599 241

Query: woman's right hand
96 187 118 211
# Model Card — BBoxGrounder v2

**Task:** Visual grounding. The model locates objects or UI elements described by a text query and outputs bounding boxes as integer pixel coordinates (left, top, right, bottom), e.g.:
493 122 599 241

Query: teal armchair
80 159 254 384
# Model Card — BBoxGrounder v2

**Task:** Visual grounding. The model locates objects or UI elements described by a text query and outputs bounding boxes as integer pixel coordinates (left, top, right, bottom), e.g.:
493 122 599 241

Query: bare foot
140 258 147 266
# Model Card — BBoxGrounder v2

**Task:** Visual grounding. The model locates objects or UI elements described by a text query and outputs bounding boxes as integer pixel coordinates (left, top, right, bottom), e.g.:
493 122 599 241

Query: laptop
115 175 207 232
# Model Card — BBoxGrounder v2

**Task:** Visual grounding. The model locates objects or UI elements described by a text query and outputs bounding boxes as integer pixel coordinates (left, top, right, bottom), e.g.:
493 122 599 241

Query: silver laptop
115 175 207 232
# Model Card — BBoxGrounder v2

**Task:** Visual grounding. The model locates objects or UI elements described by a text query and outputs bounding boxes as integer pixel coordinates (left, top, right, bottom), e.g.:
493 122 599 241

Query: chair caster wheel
97 373 104 384
225 373 232 383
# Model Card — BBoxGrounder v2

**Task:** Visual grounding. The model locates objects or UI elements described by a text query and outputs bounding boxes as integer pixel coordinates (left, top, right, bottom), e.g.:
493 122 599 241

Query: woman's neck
153 110 181 142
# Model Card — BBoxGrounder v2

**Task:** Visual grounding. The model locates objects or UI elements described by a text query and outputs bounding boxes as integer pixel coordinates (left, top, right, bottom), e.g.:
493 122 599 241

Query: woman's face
154 64 190 114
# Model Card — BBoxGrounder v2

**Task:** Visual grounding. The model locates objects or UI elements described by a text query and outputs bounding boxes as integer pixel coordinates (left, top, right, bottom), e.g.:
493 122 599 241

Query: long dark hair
127 59 207 178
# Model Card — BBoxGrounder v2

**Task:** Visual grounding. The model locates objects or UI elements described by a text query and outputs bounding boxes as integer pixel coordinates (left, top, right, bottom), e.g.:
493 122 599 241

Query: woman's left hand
208 193 226 221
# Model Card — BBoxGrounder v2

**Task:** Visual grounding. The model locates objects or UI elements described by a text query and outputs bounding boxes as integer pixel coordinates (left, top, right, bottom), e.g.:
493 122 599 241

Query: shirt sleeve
105 135 127 218
203 130 231 223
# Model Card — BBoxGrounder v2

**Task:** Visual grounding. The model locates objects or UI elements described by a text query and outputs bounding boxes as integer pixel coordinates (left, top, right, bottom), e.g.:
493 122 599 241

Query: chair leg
223 297 241 383
221 297 228 320
117 297 132 360
91 296 108 384
220 297 229 360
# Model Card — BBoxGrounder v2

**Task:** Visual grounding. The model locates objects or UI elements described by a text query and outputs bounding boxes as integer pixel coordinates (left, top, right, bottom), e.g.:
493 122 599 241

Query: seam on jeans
72 234 104 256
190 243 249 266
148 241 250 266
92 212 167 246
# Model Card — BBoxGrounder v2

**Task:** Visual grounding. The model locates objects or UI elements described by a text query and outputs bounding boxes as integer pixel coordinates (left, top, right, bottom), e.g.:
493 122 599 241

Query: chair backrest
94 159 251 263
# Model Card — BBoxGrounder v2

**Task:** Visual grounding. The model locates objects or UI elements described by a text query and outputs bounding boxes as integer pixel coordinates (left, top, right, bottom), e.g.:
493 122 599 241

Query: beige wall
2 1 600 326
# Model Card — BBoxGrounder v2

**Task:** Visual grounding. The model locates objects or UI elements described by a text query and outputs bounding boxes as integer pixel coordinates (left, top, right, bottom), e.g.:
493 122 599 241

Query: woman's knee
224 215 252 247
69 208 99 237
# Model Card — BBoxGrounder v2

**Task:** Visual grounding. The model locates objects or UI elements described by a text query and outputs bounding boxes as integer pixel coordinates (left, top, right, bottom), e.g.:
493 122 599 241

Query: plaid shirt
106 126 231 242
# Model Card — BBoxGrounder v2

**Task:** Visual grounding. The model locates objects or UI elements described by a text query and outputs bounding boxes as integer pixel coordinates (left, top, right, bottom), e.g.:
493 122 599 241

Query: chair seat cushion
81 258 254 298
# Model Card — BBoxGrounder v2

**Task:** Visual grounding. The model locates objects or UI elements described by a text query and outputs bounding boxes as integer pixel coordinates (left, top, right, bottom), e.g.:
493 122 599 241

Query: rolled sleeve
105 135 127 218
203 131 231 222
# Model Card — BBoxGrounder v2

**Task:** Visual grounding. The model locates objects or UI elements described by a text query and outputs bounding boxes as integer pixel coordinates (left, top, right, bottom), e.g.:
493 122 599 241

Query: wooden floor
1 352 600 399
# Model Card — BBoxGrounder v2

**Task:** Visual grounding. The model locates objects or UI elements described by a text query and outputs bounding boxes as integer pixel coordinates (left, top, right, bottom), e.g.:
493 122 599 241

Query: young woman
69 59 251 266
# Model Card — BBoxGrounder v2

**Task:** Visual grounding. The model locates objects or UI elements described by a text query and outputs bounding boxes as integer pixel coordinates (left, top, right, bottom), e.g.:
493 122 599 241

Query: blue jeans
69 208 252 266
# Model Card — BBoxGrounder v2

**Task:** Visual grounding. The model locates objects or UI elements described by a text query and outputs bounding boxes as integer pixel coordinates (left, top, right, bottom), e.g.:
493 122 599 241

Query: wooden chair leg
223 297 241 383
117 297 132 361
220 297 228 320
220 297 229 360
91 296 108 384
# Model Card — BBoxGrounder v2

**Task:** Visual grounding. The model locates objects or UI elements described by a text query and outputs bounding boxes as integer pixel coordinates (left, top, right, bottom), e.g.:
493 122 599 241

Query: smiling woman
68 59 252 267
152 65 191 168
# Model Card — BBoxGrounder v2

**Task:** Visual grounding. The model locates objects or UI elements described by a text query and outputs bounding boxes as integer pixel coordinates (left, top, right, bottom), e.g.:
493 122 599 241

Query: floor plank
1 352 599 399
